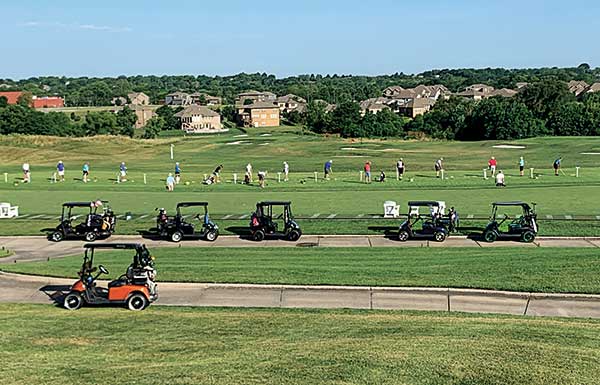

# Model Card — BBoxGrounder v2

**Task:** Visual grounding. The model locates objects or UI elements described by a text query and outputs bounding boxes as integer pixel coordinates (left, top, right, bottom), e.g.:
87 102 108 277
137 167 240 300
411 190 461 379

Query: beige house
397 98 434 118
359 97 392 116
275 94 307 113
568 80 590 96
165 92 192 106
190 92 222 106
236 90 277 104
237 102 280 127
128 92 150 105
584 82 600 94
128 105 156 128
489 88 518 98
175 105 225 133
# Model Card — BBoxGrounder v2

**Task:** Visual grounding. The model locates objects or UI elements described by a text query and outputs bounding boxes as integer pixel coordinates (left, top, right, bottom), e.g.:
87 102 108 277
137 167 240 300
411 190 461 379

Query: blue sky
2 0 598 79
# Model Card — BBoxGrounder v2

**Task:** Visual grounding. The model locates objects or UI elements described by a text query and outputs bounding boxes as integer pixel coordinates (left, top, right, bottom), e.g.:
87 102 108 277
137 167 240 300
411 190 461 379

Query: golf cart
398 201 458 242
482 201 538 243
48 201 116 242
156 202 219 242
250 201 301 241
63 243 158 311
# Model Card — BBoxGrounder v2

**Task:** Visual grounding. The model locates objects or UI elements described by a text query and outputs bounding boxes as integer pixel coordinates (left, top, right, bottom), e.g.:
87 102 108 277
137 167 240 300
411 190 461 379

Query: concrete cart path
1 271 600 319
1 235 599 265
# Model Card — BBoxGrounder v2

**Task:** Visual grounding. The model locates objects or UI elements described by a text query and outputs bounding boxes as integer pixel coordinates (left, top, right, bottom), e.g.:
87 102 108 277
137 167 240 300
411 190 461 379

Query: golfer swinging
553 157 562 176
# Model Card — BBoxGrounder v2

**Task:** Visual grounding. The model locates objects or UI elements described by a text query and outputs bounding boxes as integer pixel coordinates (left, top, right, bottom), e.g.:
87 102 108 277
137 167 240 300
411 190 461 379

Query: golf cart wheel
434 231 446 242
170 231 183 243
63 292 83 310
287 230 301 242
483 231 497 243
84 232 97 242
252 230 265 242
126 292 148 311
521 231 536 243
205 230 218 242
50 231 64 242
398 230 410 242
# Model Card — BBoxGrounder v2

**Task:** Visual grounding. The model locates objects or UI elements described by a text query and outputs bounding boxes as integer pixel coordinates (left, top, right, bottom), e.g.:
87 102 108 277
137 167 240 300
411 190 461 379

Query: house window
270 114 277 119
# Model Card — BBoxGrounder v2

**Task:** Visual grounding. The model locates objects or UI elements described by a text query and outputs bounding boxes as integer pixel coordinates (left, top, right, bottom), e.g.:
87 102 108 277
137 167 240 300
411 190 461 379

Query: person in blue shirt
56 161 65 182
166 173 175 191
324 160 332 180
82 162 90 183
119 162 127 182
518 157 525 177
174 162 181 184
553 157 562 176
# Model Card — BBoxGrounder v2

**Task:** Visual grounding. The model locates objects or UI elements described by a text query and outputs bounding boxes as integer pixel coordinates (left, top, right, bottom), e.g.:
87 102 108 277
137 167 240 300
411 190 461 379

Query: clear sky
2 0 598 79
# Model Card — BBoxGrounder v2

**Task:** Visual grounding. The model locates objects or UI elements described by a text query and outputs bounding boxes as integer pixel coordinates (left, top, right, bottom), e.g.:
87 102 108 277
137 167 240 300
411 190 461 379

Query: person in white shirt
495 170 506 187
246 163 253 183
283 161 289 181
22 162 30 183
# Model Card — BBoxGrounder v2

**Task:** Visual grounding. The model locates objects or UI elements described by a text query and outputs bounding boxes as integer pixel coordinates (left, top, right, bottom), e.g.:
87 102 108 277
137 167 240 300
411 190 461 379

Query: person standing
22 162 30 183
434 158 444 178
166 173 175 191
213 164 223 183
488 157 497 177
396 158 405 180
364 161 372 183
257 171 266 188
246 163 253 183
174 162 181 184
56 161 65 182
119 162 127 182
82 162 90 183
324 160 333 180
283 161 289 182
553 157 562 176
518 156 525 177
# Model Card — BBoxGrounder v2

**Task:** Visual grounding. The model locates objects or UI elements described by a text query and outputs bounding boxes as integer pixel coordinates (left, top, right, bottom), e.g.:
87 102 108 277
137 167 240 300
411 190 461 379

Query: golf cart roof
257 201 292 206
63 201 109 207
176 202 209 208
492 201 532 207
84 243 144 250
408 201 444 207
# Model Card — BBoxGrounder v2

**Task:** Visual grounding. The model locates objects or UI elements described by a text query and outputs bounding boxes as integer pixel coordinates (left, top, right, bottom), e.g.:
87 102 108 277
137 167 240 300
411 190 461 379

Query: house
314 99 336 113
237 101 280 127
127 105 156 129
383 84 449 103
359 97 392 116
489 88 518 98
567 80 589 96
31 96 64 108
584 82 600 94
397 98 434 118
174 105 224 133
128 92 150 105
190 92 222 106
236 90 277 105
0 91 24 104
165 92 192 106
275 94 307 113
465 84 495 94
383 86 405 98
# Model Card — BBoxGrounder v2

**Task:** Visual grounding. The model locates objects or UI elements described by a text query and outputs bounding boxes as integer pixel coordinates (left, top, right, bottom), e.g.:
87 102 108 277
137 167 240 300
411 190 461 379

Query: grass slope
4 247 600 293
1 304 600 385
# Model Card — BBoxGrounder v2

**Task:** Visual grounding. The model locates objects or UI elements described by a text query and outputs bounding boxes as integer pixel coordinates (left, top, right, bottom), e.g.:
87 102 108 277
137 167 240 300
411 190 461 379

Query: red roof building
32 96 64 108
0 91 23 104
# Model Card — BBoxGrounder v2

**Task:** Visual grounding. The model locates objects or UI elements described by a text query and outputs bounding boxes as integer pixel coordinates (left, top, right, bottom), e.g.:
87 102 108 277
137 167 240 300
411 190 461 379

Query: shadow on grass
39 284 70 307
225 226 252 239
367 226 398 238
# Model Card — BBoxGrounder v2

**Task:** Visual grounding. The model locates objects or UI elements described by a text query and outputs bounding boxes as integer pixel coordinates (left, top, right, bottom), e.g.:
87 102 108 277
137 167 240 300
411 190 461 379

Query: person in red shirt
364 161 372 183
488 157 497 176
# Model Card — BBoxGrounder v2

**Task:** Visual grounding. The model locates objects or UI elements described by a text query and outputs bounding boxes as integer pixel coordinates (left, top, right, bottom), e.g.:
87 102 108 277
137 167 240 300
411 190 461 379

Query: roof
407 98 434 108
492 201 531 207
241 101 279 110
0 91 23 104
174 105 220 118
257 201 292 206
176 202 209 208
84 243 144 250
275 94 307 103
489 88 518 97
585 83 600 93
128 92 147 99
238 90 276 97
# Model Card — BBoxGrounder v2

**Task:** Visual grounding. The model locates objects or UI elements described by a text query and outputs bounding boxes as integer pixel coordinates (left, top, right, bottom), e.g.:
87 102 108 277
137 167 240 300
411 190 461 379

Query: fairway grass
4 247 600 293
1 304 600 385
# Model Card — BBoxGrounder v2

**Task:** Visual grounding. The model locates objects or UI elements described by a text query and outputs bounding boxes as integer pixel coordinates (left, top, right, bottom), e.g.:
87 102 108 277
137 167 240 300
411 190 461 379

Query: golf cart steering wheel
98 265 109 275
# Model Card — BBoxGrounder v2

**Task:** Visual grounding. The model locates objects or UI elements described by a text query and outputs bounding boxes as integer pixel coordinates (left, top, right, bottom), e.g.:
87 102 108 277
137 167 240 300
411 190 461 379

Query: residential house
584 82 600 94
568 80 590 96
397 98 434 118
275 94 307 113
165 92 192 106
314 99 336 113
0 91 24 104
236 90 277 105
489 88 518 98
359 97 392 116
31 96 64 108
383 86 405 98
465 84 495 94
455 84 495 100
237 101 280 127
190 92 222 106
128 92 150 105
127 105 156 129
174 105 224 133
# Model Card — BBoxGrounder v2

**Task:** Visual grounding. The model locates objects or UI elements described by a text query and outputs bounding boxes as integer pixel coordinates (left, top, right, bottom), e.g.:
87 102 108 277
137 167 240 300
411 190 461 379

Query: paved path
1 235 599 265
1 271 600 319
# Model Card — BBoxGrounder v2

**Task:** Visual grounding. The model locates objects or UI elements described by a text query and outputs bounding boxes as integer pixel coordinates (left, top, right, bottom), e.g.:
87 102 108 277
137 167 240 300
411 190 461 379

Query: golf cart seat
108 278 128 288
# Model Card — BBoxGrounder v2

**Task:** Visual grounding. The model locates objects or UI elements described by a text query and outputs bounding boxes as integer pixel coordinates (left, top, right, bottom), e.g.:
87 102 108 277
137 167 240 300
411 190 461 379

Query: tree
330 101 361 136
0 96 7 108
82 111 118 136
548 102 597 136
578 63 591 71
304 101 331 134
142 116 165 139
17 92 33 107
116 106 137 137
517 79 574 121
156 105 183 131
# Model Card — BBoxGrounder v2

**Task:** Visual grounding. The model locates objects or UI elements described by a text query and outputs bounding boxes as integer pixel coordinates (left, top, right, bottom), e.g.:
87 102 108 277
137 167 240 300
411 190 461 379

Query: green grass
5 247 600 293
0 248 10 258
2 134 600 235
1 304 600 385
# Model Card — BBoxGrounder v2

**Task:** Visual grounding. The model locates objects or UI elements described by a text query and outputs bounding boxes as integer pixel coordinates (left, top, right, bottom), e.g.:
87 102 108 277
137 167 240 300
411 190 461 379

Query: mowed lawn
4 247 600 293
1 304 600 385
